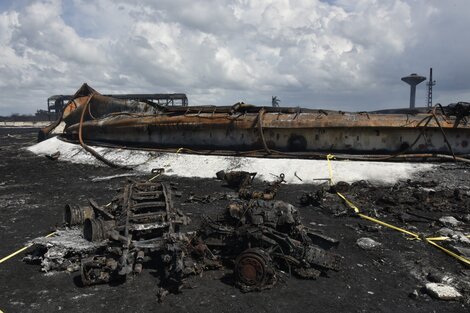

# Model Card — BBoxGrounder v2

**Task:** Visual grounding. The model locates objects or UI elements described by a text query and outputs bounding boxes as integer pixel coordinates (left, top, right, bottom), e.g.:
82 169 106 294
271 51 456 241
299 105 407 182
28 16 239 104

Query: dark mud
0 128 469 313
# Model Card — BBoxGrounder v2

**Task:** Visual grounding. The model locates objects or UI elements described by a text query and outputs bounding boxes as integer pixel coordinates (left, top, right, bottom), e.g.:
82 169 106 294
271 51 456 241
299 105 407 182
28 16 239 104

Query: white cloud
0 0 469 114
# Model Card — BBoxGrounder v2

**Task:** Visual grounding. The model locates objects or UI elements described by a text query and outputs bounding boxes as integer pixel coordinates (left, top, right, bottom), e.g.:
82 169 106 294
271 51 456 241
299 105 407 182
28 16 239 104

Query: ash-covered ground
0 128 469 313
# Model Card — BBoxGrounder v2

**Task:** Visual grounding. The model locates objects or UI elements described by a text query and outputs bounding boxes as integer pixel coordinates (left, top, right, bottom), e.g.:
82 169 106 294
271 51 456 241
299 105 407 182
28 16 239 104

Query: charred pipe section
64 204 95 226
83 218 115 242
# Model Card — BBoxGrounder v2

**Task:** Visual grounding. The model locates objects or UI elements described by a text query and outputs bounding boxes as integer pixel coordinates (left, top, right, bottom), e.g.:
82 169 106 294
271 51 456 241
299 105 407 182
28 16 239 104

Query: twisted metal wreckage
39 83 470 165
27 84 470 300
25 172 341 301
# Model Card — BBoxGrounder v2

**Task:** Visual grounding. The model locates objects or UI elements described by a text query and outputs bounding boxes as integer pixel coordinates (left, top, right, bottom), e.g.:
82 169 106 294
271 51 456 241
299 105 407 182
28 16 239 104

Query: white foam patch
27 137 434 184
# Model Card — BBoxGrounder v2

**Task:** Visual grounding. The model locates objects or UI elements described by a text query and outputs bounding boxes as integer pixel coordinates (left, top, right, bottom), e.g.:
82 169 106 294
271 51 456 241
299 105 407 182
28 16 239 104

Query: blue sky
0 0 469 115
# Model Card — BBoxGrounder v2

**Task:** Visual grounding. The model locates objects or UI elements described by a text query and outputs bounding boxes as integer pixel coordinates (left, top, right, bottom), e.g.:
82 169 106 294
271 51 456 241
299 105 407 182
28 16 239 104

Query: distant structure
47 93 188 120
47 95 73 120
401 73 426 109
426 68 436 107
272 96 280 107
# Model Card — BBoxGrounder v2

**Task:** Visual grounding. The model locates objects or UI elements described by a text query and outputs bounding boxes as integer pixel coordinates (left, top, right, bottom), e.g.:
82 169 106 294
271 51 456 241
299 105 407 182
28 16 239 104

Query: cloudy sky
0 0 469 115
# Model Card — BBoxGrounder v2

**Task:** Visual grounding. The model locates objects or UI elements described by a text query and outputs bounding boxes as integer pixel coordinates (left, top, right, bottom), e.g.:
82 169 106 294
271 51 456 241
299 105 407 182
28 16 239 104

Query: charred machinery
65 180 191 286
25 176 341 300
199 199 341 291
216 170 285 200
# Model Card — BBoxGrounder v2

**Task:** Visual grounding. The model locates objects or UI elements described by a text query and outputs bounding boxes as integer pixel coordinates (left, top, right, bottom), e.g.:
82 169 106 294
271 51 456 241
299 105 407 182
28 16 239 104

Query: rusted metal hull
42 84 470 157
63 111 470 155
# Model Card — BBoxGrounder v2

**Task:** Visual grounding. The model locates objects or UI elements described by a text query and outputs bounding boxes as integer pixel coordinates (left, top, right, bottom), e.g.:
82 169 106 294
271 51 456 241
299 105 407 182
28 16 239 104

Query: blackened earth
0 128 469 313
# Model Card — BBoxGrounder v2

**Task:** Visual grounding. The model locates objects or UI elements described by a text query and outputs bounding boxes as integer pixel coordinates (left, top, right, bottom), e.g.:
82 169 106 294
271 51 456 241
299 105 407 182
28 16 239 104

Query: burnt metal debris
24 174 341 301
76 181 190 286
216 170 286 200
198 198 341 291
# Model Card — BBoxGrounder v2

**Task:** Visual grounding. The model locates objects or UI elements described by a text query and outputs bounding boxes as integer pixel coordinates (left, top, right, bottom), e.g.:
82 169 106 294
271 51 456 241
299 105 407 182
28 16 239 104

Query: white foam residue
27 137 434 184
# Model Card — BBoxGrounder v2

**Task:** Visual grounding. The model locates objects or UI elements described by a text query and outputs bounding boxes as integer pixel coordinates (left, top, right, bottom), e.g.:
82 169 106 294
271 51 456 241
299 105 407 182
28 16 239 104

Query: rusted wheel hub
234 248 274 290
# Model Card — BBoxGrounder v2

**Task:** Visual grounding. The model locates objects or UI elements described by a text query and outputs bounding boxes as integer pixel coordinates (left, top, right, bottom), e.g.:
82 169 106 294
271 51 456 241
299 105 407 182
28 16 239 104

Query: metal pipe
64 204 95 226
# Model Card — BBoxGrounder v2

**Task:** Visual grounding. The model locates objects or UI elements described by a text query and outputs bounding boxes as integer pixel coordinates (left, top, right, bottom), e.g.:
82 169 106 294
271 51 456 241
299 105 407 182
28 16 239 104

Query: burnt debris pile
344 180 470 260
24 173 341 301
301 179 470 259
24 170 470 302
199 198 341 291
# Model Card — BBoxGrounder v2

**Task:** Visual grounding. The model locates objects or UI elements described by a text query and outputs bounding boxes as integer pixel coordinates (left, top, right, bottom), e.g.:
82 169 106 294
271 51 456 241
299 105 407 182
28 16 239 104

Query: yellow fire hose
327 154 470 266
0 232 56 264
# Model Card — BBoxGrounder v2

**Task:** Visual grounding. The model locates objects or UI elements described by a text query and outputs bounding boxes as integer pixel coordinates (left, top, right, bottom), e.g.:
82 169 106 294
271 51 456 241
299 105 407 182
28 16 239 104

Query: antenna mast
426 68 436 107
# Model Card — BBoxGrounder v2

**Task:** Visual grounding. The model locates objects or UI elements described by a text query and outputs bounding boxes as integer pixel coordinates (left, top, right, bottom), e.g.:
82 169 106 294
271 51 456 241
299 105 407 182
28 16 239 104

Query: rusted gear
234 248 276 292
